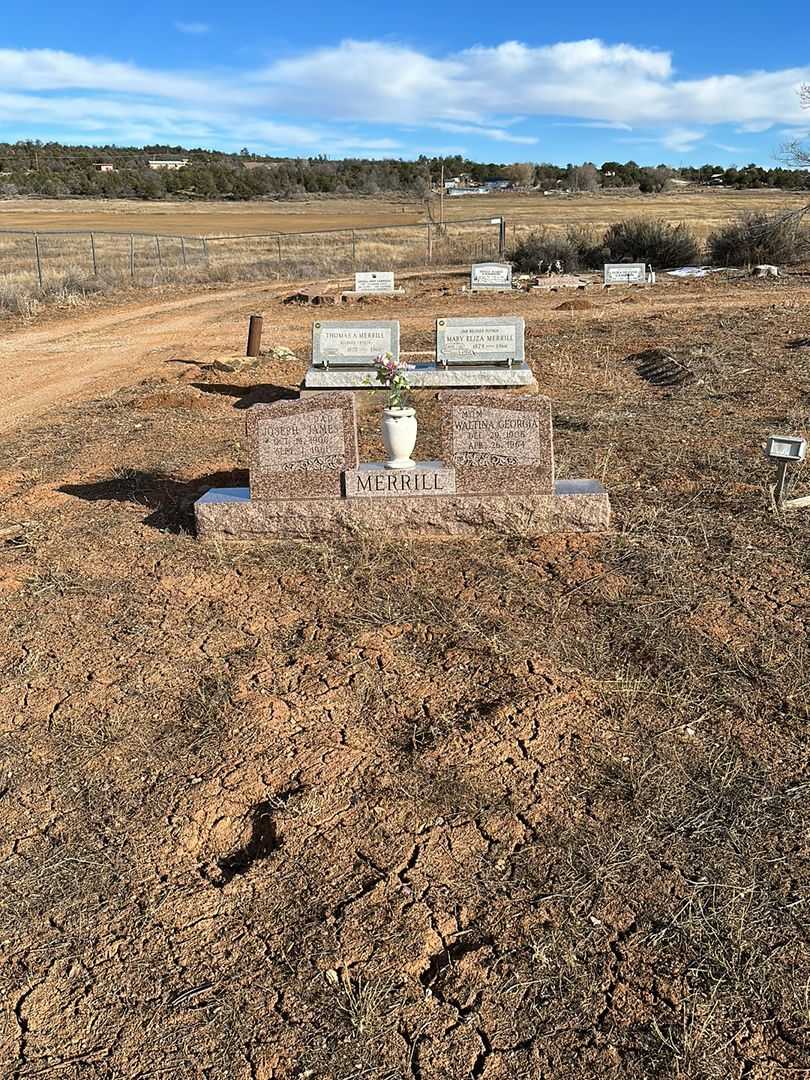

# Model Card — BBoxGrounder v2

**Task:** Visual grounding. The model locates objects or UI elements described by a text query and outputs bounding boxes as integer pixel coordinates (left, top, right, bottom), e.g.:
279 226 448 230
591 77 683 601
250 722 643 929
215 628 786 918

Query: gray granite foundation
341 288 407 300
195 479 610 540
303 361 536 391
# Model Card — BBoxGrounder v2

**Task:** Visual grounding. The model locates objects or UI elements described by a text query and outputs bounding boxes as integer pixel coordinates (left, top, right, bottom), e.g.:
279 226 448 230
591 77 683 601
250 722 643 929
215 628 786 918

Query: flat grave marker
436 316 524 367
354 271 395 294
312 320 400 368
470 262 512 292
439 392 554 495
246 393 358 499
603 262 648 286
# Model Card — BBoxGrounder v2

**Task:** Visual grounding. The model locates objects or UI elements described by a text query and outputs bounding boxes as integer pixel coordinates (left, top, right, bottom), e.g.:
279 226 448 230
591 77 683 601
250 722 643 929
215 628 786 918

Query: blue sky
2 1 809 165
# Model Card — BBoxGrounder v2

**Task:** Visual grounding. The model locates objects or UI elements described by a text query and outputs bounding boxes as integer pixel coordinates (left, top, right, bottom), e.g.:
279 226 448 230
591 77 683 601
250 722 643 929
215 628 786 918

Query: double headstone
194 390 611 538
246 391 553 500
303 317 533 390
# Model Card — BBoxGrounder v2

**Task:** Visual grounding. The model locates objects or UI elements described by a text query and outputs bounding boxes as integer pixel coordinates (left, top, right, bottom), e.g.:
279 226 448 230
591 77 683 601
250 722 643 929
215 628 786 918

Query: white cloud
551 121 634 131
0 48 236 102
0 39 807 154
430 122 538 144
660 128 705 152
175 21 210 35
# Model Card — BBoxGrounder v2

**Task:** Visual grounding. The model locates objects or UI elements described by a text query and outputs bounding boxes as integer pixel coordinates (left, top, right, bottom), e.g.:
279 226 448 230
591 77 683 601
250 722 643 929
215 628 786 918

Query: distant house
709 173 725 186
484 180 512 191
94 162 115 172
148 158 190 171
443 172 477 191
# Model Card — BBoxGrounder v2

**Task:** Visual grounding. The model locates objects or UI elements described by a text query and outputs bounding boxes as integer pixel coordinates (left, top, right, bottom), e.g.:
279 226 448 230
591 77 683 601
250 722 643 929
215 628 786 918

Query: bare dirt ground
0 269 809 1079
0 189 806 239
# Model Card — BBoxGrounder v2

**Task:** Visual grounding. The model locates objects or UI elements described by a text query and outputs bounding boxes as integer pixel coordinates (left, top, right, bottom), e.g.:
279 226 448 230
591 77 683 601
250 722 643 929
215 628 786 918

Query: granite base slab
303 362 536 391
195 479 610 540
341 288 407 299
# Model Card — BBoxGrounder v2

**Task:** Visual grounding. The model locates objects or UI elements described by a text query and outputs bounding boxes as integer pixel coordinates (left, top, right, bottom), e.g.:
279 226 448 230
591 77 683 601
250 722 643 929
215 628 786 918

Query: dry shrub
603 217 700 268
508 226 608 272
707 210 810 267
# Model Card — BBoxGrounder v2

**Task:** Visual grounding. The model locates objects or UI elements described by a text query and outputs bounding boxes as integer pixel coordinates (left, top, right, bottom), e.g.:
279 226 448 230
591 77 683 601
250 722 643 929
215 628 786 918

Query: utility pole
440 163 445 232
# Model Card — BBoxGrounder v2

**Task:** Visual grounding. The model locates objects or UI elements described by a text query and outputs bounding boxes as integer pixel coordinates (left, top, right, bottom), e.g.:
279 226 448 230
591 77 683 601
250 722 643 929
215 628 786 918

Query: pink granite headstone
439 392 554 495
245 393 358 500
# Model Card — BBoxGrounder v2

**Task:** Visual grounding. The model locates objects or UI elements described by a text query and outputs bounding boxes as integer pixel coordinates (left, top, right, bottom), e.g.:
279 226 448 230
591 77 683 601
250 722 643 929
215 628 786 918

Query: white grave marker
354 271 395 294
603 263 648 286
470 262 512 292
312 320 400 368
436 316 524 366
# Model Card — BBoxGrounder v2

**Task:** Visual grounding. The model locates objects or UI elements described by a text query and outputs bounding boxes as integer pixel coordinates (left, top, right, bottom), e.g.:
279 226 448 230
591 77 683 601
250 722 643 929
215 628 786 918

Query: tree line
0 142 807 201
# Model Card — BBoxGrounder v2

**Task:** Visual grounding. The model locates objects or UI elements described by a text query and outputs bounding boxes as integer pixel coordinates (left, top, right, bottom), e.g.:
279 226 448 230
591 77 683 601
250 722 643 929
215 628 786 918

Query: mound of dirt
282 289 337 306
556 298 594 311
134 385 221 412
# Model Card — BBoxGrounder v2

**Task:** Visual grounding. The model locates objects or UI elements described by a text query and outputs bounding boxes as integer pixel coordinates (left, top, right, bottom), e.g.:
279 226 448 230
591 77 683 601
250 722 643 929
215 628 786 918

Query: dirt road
0 282 296 434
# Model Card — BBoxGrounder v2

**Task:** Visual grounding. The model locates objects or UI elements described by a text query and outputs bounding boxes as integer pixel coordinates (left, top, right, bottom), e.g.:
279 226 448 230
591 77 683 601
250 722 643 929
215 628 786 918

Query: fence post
426 224 432 264
33 233 43 288
277 235 282 265
202 238 209 265
351 230 356 269
246 315 263 357
499 218 506 257
181 236 187 268
129 234 135 277
155 235 162 268
89 232 97 276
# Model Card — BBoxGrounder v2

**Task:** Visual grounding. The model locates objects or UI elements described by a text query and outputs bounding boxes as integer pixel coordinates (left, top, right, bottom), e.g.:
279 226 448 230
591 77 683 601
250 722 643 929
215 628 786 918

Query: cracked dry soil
0 272 808 1079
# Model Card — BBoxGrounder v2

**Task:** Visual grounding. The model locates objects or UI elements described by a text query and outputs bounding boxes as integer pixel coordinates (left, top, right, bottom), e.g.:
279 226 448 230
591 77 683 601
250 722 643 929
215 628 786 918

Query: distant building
484 180 512 191
443 172 477 191
709 173 725 186
94 162 115 172
148 159 190 171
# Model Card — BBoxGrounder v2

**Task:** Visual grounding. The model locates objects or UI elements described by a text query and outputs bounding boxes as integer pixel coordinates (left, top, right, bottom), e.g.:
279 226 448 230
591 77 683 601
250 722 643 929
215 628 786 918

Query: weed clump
707 210 810 266
508 218 699 272
508 226 609 272
603 217 700 268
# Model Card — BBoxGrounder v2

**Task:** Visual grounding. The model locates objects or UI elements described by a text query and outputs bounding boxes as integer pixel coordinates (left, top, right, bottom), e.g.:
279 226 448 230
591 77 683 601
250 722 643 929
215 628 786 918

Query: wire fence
0 230 207 289
204 215 506 278
0 215 508 294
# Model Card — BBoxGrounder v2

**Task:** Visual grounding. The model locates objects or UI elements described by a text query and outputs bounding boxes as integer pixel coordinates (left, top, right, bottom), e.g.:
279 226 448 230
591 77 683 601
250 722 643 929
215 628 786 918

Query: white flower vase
381 406 417 470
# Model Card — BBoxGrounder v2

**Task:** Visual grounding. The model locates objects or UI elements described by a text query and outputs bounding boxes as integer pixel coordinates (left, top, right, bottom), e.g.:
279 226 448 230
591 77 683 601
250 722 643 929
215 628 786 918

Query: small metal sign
766 435 807 461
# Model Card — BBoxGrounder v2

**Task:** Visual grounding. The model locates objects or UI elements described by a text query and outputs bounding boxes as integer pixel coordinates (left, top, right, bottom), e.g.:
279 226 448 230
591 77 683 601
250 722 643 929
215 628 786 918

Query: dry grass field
0 188 807 239
0 268 808 1078
1 188 808 322
0 196 425 237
